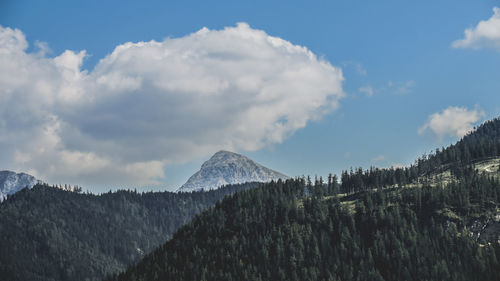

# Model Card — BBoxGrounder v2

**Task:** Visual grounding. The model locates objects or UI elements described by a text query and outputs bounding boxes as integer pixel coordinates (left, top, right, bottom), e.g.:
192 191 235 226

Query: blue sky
1 0 500 192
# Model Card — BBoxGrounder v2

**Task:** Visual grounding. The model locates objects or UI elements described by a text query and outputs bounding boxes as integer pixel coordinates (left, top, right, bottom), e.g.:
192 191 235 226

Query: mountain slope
110 176 500 281
111 118 500 281
178 150 288 192
0 182 258 281
0 170 37 201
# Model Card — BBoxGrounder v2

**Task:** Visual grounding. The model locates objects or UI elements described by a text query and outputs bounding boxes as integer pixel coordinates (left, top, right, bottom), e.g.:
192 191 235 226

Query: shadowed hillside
0 182 258 281
110 118 500 281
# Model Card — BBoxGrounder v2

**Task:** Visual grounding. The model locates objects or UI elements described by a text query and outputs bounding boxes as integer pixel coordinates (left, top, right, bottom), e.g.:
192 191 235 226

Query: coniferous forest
109 173 500 281
2 118 500 281
3 3 500 280
108 118 500 281
0 182 258 281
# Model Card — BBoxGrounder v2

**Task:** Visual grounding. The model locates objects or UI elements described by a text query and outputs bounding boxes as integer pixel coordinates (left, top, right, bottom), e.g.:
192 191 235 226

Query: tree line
0 182 258 281
110 169 500 281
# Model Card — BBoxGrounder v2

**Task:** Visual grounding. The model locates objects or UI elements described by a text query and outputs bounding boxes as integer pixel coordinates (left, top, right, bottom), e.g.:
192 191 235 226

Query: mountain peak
0 170 38 201
209 150 241 159
201 150 252 168
214 150 233 155
178 151 288 192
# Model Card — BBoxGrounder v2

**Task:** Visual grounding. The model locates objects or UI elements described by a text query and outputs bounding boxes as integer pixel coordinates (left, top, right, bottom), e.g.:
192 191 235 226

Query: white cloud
418 106 485 140
359 85 374 97
0 23 344 188
452 7 500 51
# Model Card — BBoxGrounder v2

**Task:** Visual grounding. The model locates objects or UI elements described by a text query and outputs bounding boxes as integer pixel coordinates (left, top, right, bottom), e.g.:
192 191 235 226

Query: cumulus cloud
0 23 344 188
452 7 500 51
418 106 485 140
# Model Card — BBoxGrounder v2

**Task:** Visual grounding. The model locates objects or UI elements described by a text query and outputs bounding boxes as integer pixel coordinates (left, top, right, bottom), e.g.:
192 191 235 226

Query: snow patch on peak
178 151 287 192
0 171 38 201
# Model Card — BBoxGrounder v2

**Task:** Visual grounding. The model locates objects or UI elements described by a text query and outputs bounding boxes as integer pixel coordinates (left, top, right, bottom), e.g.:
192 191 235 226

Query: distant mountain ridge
178 150 288 192
0 171 38 201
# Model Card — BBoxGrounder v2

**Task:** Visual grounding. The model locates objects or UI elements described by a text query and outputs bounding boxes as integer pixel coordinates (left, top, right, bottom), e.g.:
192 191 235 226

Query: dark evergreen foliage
109 118 500 281
0 182 258 281
110 172 500 281
4 118 500 281
340 117 500 193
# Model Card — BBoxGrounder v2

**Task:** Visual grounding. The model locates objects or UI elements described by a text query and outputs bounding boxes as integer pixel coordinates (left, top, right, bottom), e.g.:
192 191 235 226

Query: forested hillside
4 119 500 281
110 118 500 281
110 173 500 281
0 182 258 281
339 117 500 194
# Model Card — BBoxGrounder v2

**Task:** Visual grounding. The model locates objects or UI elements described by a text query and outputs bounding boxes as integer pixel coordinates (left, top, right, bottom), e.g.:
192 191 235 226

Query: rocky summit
0 170 38 201
177 150 288 192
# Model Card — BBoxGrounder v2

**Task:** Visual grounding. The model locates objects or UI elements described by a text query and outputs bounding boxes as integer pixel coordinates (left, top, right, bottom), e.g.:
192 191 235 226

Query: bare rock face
0 171 38 201
177 151 288 192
